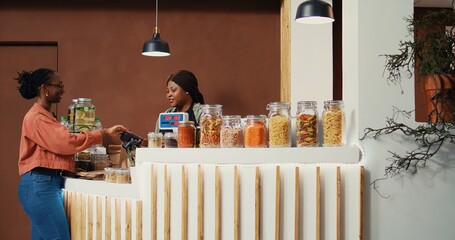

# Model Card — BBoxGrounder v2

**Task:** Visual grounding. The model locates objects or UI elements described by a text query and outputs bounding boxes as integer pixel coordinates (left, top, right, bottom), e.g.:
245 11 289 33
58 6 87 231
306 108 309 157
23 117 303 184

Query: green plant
361 8 455 178
383 9 455 87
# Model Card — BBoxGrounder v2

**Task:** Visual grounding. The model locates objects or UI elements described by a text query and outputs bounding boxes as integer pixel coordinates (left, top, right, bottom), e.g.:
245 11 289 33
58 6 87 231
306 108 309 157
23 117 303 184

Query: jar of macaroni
266 102 291 147
178 121 195 148
322 100 345 147
244 115 267 148
296 101 319 147
199 104 222 148
220 115 243 148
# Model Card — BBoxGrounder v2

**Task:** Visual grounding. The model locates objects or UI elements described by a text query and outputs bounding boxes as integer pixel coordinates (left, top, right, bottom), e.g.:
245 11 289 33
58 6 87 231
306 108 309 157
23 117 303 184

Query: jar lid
164 132 177 138
222 115 241 120
266 102 290 110
297 101 317 107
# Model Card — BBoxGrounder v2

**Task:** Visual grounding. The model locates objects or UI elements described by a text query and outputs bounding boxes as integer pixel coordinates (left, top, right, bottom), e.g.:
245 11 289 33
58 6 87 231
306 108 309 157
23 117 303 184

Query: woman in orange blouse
15 68 128 240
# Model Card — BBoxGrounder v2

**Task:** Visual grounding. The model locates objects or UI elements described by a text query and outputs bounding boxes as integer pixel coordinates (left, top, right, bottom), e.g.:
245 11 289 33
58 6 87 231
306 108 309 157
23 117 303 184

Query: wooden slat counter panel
140 163 363 240
64 190 142 240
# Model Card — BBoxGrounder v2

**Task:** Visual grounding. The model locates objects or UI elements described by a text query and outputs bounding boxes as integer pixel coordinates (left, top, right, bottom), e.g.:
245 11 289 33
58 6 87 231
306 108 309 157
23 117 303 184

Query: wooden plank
125 200 132 240
337 166 341 240
70 192 77 239
275 166 281 240
152 165 157 240
66 191 72 228
136 200 143 240
255 167 260 240
280 0 291 102
105 197 112 240
96 196 102 240
234 166 239 240
197 165 204 240
82 194 87 240
215 166 221 240
294 167 300 240
115 198 121 240
316 167 321 240
164 165 170 240
360 166 364 240
182 165 188 240
88 195 94 240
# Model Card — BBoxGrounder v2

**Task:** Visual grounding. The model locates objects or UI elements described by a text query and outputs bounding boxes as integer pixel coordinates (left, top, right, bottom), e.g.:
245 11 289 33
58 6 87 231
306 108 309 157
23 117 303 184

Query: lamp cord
155 0 159 28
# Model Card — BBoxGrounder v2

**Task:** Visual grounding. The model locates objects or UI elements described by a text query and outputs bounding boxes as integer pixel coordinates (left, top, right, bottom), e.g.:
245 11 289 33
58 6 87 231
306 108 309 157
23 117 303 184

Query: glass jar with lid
220 115 243 148
178 121 195 148
322 100 345 147
147 132 163 148
163 132 178 148
266 102 291 147
244 115 267 148
74 98 96 132
296 101 319 147
67 98 78 133
199 104 222 148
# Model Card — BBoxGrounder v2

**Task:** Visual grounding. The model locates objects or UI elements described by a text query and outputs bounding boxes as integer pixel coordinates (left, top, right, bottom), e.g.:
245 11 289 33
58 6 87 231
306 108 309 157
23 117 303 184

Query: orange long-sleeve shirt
18 103 102 175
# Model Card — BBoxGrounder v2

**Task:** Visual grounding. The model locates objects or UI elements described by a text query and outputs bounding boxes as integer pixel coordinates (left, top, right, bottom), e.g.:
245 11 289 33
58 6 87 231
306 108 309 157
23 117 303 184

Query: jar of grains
199 104 222 148
296 101 319 147
322 100 345 147
244 115 267 148
220 115 243 147
266 102 291 147
178 121 196 148
164 132 178 148
147 132 163 148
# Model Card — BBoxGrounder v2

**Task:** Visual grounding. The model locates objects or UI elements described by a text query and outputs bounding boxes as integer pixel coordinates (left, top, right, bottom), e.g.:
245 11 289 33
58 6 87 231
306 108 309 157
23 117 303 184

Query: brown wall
0 0 280 238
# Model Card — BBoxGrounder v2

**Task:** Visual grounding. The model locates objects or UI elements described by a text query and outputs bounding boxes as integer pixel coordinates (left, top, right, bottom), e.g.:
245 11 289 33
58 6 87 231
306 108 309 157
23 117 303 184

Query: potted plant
361 8 455 177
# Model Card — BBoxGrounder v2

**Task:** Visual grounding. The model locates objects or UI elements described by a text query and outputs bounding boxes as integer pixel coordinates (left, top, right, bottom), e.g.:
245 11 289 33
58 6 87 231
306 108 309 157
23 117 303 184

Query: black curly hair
14 68 56 99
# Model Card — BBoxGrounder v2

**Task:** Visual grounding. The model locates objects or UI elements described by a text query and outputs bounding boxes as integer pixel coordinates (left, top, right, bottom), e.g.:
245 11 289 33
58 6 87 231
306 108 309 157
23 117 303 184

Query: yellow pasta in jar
322 108 343 146
268 115 290 147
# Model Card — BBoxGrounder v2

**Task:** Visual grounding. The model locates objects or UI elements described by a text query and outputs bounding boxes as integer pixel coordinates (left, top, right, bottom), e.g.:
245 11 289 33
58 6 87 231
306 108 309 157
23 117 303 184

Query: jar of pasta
220 115 243 148
322 100 345 147
244 115 267 148
199 104 222 148
178 121 195 148
296 101 319 147
266 102 291 147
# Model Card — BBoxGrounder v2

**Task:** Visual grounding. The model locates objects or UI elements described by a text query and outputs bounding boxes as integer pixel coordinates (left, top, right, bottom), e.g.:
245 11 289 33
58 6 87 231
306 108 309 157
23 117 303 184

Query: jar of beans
296 101 319 147
220 115 243 148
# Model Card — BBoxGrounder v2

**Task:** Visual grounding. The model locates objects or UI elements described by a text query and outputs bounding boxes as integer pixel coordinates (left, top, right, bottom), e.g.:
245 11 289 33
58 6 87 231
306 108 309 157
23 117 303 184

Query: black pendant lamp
295 0 334 24
142 0 170 57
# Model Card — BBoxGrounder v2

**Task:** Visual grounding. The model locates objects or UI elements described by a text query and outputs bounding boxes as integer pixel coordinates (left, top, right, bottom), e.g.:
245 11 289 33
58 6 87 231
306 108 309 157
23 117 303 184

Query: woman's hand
102 125 129 137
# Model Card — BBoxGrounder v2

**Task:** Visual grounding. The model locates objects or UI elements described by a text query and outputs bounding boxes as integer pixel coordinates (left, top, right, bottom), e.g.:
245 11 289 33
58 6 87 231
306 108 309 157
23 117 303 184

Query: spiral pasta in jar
244 115 267 148
266 102 291 147
199 104 222 148
220 115 243 148
322 100 345 147
296 101 318 147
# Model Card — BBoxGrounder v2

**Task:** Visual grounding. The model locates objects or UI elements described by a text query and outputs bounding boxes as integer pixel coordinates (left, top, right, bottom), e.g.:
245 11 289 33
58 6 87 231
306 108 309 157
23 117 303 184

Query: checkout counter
63 112 364 240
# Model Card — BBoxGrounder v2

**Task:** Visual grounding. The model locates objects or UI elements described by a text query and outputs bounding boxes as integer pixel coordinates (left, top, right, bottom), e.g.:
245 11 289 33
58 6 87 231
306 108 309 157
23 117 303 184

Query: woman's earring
186 92 189 95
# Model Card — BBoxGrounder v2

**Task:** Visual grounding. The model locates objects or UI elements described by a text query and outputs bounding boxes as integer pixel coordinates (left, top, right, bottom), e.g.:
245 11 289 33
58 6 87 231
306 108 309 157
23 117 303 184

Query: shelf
136 146 361 165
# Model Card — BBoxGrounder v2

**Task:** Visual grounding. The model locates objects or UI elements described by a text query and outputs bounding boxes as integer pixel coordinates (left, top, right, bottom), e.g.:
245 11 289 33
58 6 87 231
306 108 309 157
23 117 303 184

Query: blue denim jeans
18 171 70 240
